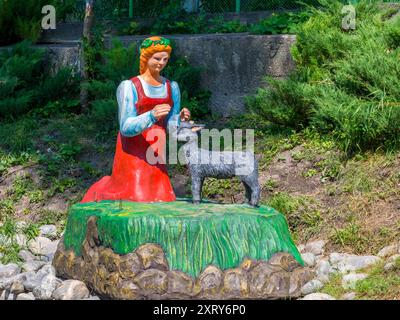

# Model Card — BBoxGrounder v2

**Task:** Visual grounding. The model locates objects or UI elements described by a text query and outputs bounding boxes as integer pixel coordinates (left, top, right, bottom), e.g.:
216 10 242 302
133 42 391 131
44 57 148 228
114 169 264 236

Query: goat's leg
242 181 252 204
242 175 260 207
191 175 202 204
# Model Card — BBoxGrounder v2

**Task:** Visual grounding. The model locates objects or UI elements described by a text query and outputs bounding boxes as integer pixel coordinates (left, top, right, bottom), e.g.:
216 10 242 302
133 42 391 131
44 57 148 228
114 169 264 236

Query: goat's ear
191 126 203 132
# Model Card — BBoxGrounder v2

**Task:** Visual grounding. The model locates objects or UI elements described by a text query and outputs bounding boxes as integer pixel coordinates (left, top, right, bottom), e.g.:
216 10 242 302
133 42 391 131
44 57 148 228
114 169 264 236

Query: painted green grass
63 199 303 277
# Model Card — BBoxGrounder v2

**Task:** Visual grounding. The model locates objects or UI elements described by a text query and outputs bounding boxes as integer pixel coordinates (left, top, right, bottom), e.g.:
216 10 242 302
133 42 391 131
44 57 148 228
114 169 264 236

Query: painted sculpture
81 36 190 203
53 36 308 300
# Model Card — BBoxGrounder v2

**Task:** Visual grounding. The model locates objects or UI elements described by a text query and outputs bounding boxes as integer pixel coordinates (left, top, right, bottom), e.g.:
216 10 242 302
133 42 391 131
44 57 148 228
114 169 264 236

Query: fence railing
72 0 399 19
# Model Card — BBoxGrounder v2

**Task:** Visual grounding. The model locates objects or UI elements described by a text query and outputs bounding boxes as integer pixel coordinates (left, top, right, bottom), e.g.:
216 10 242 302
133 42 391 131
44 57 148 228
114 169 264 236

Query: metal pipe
236 0 240 13
129 0 133 18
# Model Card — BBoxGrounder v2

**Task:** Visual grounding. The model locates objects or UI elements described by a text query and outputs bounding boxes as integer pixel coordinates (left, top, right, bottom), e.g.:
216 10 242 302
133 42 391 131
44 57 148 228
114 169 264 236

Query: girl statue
81 36 191 203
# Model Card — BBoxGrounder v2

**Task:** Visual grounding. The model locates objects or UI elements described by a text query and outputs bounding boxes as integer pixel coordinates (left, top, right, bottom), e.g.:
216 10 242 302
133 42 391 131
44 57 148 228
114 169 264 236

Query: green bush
0 41 79 119
249 0 400 153
250 11 312 34
0 0 76 45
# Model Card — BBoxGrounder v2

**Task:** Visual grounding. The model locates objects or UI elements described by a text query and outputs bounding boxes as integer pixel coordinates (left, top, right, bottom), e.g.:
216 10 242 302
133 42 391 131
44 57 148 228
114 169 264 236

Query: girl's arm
117 80 157 137
167 81 181 136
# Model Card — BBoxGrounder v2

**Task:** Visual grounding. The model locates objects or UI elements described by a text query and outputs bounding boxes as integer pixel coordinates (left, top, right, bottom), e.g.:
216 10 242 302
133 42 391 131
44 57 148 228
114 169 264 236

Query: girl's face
147 51 169 73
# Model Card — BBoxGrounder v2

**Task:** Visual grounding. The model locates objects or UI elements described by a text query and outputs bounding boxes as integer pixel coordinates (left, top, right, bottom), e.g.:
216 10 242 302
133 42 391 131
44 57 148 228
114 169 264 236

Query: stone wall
29 33 297 117
117 34 296 116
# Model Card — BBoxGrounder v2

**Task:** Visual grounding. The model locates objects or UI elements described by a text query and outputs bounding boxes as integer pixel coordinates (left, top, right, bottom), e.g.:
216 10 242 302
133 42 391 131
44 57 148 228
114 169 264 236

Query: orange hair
139 36 172 75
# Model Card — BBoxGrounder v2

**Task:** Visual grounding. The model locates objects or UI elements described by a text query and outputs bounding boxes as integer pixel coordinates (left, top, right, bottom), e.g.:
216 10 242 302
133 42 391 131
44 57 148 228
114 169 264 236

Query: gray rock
329 252 345 266
377 244 398 258
341 292 356 300
18 250 36 262
0 273 24 290
32 274 62 300
16 221 27 229
301 252 316 267
384 262 395 272
15 234 28 247
316 274 330 284
38 264 56 276
10 280 25 294
22 260 46 273
28 237 58 258
39 225 57 238
336 255 381 273
315 260 334 277
52 280 90 300
22 271 47 291
305 240 326 255
0 263 21 278
342 273 368 290
16 292 35 300
300 279 323 295
301 293 335 300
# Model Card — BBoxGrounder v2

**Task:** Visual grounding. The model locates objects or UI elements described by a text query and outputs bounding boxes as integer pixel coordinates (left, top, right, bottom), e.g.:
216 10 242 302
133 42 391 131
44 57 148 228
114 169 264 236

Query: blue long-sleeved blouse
116 76 181 137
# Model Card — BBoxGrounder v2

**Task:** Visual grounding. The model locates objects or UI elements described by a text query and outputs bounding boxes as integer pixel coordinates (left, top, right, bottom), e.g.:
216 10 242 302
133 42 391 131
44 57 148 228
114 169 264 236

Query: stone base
53 216 314 300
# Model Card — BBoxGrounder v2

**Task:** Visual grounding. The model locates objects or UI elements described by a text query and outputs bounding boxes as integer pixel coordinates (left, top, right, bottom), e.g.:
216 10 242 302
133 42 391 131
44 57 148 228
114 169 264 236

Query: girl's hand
180 108 190 121
152 104 171 120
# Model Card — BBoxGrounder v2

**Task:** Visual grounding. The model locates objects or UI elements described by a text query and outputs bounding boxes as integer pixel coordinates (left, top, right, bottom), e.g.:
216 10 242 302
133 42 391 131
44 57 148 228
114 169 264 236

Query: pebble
301 293 335 300
300 279 323 295
22 260 46 273
336 255 381 273
342 273 368 290
301 252 316 267
315 260 334 277
18 250 36 262
22 271 46 292
52 280 90 300
10 280 25 294
384 262 395 272
28 237 58 257
305 240 326 256
341 292 356 300
16 221 28 229
15 234 28 247
316 274 330 284
16 292 35 300
32 274 62 300
39 225 57 238
329 252 343 266
0 263 21 278
377 244 398 258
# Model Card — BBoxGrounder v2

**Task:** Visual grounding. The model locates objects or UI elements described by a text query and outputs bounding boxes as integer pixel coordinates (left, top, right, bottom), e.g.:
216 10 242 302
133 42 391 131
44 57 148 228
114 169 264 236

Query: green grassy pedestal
63 199 303 277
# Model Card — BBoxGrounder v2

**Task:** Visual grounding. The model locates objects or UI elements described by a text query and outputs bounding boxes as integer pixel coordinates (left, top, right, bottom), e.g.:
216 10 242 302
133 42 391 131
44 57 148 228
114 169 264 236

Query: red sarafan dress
80 76 176 203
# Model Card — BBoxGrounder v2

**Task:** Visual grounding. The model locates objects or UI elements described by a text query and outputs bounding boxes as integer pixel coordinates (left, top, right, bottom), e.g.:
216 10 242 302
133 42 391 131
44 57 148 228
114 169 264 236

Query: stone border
52 216 314 299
